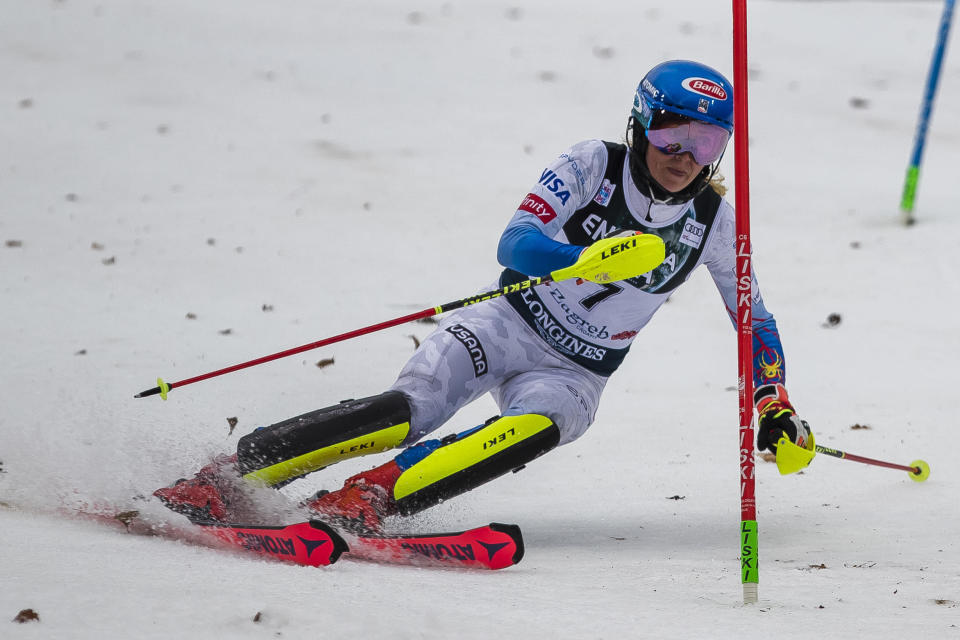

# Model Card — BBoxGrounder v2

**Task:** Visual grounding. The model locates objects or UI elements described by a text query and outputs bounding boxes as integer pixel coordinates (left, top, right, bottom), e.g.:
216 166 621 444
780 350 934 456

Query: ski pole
813 444 930 482
134 233 665 400
775 435 930 482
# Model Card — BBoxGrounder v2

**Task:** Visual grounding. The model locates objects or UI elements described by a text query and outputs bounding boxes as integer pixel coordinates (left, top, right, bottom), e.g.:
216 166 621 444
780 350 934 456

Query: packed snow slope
1 1 958 638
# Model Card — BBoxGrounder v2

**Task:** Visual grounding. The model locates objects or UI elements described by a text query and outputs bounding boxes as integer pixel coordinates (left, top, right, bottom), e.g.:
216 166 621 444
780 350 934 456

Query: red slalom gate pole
732 0 758 605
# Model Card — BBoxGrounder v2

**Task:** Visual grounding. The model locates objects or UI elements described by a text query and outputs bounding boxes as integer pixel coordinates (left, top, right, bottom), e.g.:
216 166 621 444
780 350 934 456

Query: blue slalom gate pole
900 0 956 225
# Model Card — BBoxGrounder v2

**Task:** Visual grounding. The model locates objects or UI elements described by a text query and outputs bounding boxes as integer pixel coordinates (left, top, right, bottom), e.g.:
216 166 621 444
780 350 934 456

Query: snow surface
2 0 959 637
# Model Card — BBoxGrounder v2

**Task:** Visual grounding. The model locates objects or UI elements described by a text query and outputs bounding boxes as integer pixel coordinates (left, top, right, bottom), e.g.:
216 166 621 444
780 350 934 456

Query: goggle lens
645 119 730 166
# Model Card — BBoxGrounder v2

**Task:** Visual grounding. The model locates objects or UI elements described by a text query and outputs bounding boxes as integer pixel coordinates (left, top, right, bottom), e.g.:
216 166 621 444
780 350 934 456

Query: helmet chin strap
644 177 693 207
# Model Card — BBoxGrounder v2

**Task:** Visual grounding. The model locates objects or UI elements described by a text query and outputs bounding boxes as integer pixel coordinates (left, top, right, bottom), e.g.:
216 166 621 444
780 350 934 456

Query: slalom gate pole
133 233 665 400
732 0 758 605
900 0 956 225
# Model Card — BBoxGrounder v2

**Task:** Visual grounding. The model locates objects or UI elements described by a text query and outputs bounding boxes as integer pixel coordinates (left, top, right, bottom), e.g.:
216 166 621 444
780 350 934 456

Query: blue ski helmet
627 60 734 203
632 60 734 134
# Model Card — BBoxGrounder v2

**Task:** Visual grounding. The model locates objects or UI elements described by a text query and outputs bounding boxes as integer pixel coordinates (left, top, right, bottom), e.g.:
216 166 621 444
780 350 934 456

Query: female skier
155 60 814 532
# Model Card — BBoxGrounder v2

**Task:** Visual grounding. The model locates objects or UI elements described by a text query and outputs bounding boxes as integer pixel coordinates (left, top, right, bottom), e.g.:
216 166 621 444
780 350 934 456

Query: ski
70 507 348 566
70 506 523 570
341 522 524 570
197 520 348 566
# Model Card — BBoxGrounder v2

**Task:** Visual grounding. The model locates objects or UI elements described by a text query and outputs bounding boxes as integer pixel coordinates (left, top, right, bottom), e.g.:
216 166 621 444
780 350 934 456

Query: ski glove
754 383 813 454
575 228 641 260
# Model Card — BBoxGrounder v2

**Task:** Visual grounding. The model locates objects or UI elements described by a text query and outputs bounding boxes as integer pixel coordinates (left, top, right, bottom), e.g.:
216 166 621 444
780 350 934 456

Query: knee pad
237 391 411 487
391 414 560 516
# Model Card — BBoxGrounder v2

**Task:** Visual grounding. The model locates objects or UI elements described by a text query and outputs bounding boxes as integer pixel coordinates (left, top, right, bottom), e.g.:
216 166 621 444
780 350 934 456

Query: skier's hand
754 383 813 454
603 228 642 240
576 229 640 260
560 230 663 285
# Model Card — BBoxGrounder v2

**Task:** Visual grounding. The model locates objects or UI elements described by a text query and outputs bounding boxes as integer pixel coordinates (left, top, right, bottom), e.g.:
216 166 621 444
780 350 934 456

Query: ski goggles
645 117 731 166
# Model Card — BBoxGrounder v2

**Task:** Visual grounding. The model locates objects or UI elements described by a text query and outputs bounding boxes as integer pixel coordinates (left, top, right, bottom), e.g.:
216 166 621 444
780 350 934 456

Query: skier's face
644 142 703 194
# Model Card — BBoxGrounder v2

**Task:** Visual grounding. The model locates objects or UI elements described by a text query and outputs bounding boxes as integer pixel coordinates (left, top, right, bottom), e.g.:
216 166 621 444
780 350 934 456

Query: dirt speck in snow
13 608 40 623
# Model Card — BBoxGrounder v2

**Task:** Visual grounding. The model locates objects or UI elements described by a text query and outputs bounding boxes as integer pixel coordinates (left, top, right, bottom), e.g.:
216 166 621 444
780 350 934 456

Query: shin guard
391 414 560 516
237 391 411 487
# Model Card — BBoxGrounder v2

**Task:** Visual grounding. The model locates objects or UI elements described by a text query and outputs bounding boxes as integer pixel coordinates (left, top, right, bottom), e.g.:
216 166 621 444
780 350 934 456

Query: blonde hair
708 171 727 197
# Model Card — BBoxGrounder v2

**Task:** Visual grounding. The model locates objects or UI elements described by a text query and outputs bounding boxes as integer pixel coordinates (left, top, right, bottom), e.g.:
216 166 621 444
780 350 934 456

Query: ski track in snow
1 1 958 638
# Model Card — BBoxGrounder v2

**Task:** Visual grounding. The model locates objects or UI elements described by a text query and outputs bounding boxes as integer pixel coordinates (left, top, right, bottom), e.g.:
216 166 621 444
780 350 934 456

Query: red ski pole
134 305 445 400
134 233 665 400
775 436 930 482
134 279 548 400
813 444 930 481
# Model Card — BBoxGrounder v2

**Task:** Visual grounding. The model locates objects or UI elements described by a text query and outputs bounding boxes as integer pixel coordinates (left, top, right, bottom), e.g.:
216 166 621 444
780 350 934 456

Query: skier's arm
703 208 786 388
497 140 609 277
709 261 813 455
708 263 787 389
497 224 582 277
703 206 813 455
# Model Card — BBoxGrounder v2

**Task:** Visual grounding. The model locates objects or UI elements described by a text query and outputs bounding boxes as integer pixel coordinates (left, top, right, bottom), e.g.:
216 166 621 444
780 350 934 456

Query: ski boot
304 460 403 534
304 414 562 533
153 453 247 524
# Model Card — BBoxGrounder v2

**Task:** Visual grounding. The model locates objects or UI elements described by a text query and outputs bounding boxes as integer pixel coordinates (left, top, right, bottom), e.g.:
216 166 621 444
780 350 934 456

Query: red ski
68 506 523 570
197 520 348 567
69 507 348 566
343 522 523 570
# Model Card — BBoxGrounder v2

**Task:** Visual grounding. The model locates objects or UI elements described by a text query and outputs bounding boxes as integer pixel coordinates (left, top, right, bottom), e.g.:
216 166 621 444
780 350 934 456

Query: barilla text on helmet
681 78 728 101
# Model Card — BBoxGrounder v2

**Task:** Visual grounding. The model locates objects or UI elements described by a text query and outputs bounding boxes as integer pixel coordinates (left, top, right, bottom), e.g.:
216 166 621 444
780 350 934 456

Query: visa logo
538 169 571 206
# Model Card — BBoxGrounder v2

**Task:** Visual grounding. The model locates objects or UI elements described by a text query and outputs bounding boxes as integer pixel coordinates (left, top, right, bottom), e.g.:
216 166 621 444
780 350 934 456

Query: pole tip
909 459 930 482
133 378 169 400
